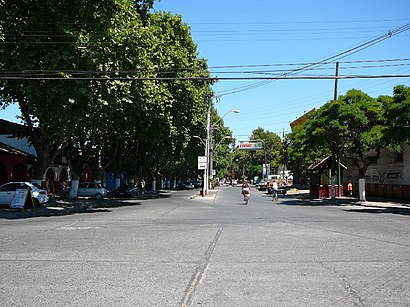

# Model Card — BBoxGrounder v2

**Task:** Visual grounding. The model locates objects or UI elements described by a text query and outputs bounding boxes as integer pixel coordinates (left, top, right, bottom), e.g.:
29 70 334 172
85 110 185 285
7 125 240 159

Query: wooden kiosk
308 156 347 198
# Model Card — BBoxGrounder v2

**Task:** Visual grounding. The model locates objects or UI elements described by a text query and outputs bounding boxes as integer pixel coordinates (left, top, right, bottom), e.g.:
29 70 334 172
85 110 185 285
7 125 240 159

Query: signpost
198 156 207 170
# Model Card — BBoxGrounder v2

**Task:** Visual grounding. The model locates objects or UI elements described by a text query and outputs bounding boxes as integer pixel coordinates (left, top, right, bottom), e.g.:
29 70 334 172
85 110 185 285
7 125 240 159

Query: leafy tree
0 0 113 182
304 89 384 201
0 0 215 193
210 113 234 179
250 128 283 173
381 85 410 148
287 122 325 185
231 128 283 181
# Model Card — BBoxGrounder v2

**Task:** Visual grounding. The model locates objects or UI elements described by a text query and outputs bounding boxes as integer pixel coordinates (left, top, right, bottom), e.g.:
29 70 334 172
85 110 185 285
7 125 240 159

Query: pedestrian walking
347 181 353 197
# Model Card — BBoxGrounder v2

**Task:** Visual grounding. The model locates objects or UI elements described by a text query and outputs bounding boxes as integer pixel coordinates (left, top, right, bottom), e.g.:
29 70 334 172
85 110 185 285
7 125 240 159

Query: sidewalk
292 189 410 209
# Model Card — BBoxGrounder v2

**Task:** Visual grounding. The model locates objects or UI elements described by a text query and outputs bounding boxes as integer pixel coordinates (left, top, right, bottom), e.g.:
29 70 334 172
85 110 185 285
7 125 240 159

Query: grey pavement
0 186 409 306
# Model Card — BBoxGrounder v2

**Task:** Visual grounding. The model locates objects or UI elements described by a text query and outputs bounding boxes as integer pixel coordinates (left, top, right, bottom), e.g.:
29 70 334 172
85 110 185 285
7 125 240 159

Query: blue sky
1 0 410 142
154 0 410 141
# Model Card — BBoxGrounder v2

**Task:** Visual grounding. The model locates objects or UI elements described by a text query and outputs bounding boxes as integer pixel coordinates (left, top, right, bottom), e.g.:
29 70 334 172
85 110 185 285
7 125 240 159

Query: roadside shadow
0 198 143 220
0 190 175 220
269 193 332 206
344 207 410 216
236 201 248 206
0 192 171 220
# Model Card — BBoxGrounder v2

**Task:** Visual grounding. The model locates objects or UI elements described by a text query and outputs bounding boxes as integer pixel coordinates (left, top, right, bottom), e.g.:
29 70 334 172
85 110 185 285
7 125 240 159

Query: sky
153 0 410 141
1 0 410 142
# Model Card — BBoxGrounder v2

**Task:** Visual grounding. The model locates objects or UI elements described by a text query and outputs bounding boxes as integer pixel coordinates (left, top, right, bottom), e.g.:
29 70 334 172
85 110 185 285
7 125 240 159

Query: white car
0 182 49 207
77 182 109 200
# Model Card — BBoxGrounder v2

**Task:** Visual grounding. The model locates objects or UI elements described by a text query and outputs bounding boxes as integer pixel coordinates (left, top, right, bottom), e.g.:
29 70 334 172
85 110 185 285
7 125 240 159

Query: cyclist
242 179 251 203
271 179 278 201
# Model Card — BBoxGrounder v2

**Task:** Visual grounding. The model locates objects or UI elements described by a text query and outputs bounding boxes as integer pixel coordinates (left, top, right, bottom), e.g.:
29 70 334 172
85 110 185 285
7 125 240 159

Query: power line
1 58 410 82
215 23 410 96
1 74 409 81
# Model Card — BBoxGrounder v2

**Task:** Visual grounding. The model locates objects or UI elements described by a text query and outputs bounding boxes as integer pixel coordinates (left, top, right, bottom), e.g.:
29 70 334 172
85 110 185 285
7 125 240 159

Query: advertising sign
10 188 30 209
239 141 263 151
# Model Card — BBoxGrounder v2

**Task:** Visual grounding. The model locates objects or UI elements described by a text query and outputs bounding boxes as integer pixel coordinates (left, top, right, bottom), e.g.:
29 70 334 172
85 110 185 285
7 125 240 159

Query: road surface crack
180 227 223 307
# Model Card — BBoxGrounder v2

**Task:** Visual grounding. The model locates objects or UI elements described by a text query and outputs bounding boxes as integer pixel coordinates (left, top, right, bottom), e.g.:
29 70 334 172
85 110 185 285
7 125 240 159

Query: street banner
239 141 263 151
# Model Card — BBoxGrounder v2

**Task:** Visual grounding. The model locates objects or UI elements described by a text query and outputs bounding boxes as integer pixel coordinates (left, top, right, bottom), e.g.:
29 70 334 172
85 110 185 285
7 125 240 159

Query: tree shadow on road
260 191 410 215
0 191 171 220
261 192 338 206
344 207 410 216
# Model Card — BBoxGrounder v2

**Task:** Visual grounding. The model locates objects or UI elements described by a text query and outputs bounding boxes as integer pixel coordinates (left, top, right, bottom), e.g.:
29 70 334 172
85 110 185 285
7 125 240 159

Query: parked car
267 185 288 195
256 180 268 191
178 181 194 190
277 186 287 195
129 186 143 197
230 179 238 186
0 182 49 207
62 182 109 200
191 180 202 188
114 184 137 197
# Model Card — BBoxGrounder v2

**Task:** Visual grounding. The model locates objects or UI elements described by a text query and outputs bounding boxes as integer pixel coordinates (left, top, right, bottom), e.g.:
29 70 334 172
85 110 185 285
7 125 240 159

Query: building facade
342 144 410 200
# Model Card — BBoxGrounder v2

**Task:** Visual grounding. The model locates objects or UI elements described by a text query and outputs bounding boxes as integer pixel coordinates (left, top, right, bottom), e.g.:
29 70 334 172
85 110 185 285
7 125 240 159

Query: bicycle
271 189 278 201
244 191 250 205
242 187 250 205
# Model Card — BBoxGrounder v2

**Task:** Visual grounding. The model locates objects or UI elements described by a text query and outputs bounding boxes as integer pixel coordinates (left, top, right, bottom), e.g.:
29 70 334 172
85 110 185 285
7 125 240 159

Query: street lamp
211 109 240 130
193 135 205 146
202 104 240 196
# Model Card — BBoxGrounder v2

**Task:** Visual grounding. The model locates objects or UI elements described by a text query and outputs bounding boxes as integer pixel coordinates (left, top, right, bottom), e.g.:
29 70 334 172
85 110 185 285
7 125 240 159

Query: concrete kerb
292 189 410 209
190 189 218 200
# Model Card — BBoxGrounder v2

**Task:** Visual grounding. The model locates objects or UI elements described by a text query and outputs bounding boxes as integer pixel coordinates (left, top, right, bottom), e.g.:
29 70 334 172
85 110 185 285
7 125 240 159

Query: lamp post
203 97 212 196
201 102 239 196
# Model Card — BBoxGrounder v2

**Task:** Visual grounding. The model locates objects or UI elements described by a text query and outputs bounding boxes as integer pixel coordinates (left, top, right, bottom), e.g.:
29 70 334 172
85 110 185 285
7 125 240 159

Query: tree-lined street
0 187 408 306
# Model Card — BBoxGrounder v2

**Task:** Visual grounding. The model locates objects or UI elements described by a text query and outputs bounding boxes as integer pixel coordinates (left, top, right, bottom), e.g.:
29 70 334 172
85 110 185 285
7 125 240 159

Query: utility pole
333 62 339 101
203 96 212 196
333 61 341 198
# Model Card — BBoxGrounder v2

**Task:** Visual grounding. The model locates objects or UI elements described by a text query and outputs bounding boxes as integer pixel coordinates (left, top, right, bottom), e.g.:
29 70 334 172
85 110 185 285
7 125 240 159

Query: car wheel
95 193 103 200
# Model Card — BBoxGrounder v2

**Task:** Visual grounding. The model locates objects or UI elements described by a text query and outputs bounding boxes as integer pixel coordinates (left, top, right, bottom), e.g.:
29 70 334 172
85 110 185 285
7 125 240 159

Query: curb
190 189 218 200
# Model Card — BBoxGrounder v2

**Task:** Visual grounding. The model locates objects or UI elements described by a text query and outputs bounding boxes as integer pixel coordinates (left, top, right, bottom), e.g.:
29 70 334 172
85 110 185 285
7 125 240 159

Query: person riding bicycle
271 179 278 201
241 179 251 201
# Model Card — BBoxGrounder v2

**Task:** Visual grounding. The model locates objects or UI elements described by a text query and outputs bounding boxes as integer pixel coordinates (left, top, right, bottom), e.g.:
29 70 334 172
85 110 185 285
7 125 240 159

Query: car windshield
0 182 29 191
32 183 43 190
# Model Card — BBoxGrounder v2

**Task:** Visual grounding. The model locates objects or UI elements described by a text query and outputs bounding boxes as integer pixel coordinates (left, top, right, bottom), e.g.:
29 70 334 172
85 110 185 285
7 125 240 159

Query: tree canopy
381 85 410 148
287 86 408 200
0 0 219 185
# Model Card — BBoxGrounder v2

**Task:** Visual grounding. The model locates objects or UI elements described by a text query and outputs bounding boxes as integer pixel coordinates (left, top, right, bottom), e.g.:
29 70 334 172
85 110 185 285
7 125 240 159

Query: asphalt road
0 186 409 306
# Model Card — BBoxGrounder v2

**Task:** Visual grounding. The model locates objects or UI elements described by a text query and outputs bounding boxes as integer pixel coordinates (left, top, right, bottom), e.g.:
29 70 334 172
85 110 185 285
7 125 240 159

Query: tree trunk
69 179 79 200
358 178 366 202
331 151 336 199
67 163 82 200
358 167 367 202
30 152 49 183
